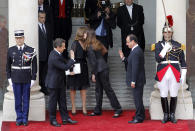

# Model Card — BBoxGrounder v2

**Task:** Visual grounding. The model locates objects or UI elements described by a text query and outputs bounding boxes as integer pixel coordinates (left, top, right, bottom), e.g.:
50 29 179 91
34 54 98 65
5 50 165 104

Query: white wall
139 0 156 44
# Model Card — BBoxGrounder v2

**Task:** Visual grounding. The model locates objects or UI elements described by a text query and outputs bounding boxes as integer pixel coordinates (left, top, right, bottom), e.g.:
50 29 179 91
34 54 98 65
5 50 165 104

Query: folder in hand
65 63 81 75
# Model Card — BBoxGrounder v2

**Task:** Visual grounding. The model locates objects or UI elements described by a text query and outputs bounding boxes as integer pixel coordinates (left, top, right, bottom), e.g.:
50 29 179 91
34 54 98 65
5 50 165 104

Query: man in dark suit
38 11 53 95
85 0 98 24
38 0 53 27
88 0 116 62
45 38 77 127
119 34 146 123
50 0 73 58
117 0 145 66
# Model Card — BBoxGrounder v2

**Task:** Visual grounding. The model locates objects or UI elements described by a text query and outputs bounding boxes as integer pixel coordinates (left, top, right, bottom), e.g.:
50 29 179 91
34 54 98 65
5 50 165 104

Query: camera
98 0 111 17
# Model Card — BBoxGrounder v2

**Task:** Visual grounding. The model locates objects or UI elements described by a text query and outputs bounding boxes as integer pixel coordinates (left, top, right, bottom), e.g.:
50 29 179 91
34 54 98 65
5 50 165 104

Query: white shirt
126 4 133 19
131 44 138 51
38 22 46 33
38 4 44 11
60 0 64 5
17 44 25 50
54 49 61 55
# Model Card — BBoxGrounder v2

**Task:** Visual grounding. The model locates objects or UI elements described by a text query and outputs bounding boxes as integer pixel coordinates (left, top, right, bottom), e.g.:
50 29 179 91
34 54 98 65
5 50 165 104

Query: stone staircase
64 50 156 110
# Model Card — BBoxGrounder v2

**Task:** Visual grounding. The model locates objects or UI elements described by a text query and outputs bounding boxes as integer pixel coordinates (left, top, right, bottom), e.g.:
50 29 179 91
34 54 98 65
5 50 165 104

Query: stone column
3 0 45 121
149 0 193 120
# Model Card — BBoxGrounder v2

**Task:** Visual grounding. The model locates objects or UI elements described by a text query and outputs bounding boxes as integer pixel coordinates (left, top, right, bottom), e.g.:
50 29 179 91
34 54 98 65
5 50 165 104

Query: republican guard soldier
154 16 187 124
6 30 37 126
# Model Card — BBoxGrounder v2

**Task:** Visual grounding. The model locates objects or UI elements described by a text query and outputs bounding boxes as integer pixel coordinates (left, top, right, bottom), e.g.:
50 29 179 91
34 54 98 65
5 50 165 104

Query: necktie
42 24 46 36
100 19 106 36
19 47 22 54
38 6 41 11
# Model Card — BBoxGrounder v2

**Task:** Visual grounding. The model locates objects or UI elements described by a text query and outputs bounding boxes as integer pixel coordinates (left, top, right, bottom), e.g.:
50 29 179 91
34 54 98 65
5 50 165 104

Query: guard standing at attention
153 16 187 124
6 30 37 126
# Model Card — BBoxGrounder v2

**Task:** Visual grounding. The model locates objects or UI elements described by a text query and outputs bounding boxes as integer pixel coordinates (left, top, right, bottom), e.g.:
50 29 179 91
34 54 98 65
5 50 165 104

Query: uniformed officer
6 30 37 126
154 16 187 124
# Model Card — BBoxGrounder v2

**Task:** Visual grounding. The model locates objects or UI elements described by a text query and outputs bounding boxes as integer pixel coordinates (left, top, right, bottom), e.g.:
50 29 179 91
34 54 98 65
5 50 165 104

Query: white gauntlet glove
159 42 172 58
8 79 13 87
180 69 187 86
30 80 35 88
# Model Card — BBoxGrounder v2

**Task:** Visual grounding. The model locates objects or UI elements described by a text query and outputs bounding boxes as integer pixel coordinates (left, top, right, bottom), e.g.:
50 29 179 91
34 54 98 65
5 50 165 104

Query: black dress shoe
50 120 61 127
88 112 101 116
113 110 122 118
16 122 23 126
23 122 28 126
128 119 143 124
62 118 78 125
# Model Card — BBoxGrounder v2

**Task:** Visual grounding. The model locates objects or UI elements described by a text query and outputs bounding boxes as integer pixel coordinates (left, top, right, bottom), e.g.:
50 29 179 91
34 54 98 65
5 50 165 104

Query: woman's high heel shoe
83 111 87 116
71 111 76 115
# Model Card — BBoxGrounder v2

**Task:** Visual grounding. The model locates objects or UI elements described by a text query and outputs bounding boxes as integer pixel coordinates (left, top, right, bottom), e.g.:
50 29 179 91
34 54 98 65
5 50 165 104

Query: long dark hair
84 28 103 50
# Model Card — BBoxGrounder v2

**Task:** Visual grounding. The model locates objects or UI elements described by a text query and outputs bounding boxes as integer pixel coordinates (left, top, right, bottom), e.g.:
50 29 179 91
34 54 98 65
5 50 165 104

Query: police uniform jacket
155 40 187 82
6 44 37 83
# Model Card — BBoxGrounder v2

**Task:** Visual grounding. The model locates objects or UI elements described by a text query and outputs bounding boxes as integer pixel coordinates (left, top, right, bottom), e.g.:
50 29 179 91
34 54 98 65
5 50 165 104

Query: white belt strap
12 66 31 69
160 61 179 64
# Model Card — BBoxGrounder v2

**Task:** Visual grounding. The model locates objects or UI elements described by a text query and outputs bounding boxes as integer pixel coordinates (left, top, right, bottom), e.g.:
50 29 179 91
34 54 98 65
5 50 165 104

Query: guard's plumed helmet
163 15 173 33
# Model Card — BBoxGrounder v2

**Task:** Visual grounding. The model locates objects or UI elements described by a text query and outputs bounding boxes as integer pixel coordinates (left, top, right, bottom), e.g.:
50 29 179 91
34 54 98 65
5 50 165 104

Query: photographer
89 0 116 62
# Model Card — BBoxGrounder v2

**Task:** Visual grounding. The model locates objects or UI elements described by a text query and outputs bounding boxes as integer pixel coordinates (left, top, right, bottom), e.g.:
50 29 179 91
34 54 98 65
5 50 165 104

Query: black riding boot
170 97 177 123
161 97 169 123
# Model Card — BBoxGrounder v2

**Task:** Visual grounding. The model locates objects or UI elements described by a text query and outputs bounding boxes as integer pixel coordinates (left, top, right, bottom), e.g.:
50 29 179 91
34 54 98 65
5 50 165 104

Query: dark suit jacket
117 3 145 56
42 4 53 26
45 50 74 88
38 23 53 62
126 46 146 87
90 8 116 48
85 0 98 24
50 0 73 40
87 46 108 75
50 0 73 19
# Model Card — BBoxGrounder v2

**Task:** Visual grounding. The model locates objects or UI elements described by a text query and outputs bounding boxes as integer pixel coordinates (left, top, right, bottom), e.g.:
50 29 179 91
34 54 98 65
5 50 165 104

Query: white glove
180 69 187 86
8 79 12 87
30 80 35 88
159 42 172 58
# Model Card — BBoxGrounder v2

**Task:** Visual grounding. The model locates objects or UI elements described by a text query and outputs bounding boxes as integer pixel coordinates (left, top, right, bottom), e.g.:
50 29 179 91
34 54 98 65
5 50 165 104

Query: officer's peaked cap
14 30 24 37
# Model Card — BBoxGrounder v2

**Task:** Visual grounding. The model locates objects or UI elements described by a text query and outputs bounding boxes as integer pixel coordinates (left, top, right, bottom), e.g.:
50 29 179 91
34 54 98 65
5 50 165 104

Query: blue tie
100 19 106 36
19 47 22 54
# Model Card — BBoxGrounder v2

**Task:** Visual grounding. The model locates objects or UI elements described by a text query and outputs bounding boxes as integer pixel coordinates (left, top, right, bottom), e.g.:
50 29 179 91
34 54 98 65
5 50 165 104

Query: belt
12 66 31 70
160 61 179 64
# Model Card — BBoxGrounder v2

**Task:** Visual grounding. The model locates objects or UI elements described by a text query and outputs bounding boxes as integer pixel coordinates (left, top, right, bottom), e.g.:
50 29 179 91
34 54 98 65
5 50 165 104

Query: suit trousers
48 87 70 121
133 83 145 121
39 61 48 92
94 69 121 113
12 83 31 123
96 36 108 62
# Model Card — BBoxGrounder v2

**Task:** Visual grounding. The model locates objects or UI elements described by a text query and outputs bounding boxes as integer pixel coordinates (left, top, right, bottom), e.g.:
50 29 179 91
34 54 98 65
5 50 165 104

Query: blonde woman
67 27 90 116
